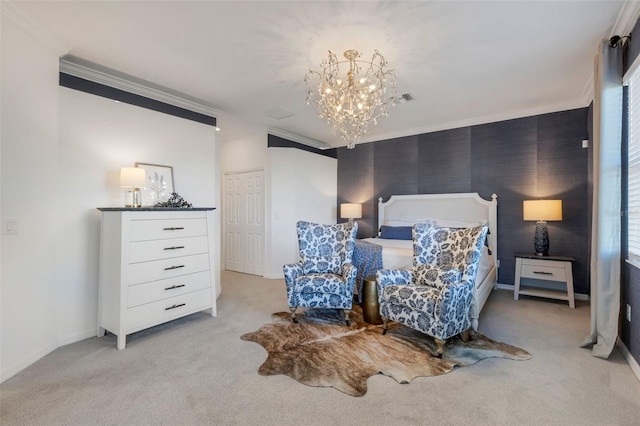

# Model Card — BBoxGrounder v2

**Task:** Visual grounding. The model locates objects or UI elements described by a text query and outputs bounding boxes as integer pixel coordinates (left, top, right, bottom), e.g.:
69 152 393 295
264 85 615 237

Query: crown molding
267 127 331 150
580 0 640 103
60 55 222 118
610 0 640 39
1 1 68 55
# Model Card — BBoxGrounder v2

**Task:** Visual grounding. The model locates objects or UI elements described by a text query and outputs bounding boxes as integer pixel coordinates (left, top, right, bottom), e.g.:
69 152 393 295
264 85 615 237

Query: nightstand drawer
514 253 575 309
520 264 567 282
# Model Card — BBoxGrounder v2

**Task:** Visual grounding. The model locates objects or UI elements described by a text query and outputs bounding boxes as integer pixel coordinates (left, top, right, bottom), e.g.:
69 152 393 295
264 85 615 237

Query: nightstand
514 253 575 308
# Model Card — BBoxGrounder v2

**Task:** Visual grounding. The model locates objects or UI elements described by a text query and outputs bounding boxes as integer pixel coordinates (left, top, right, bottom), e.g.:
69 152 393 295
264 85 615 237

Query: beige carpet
1 271 639 425
242 307 531 396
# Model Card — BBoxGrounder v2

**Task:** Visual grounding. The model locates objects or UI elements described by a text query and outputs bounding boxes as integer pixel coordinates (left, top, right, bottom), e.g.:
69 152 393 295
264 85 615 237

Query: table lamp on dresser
523 199 562 256
120 167 146 208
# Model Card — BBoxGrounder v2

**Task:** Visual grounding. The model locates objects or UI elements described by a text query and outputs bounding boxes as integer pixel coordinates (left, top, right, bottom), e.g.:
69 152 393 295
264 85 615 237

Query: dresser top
97 207 216 212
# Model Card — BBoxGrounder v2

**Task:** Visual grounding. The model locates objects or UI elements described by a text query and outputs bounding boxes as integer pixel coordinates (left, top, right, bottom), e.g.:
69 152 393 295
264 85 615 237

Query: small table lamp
120 167 146 208
523 199 562 256
340 203 362 224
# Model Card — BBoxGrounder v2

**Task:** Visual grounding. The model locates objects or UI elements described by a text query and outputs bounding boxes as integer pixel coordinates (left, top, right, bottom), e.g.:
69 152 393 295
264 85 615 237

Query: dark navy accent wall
337 143 375 238
623 19 640 74
419 128 472 194
268 134 337 159
337 108 589 293
59 73 216 126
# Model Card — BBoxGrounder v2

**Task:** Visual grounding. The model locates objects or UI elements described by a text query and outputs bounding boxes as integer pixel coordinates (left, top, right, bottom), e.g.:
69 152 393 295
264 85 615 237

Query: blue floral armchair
376 222 488 356
283 221 358 325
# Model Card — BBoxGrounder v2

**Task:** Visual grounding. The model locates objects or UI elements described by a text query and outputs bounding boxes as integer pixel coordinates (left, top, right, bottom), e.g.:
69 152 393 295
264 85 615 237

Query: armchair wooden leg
435 338 446 358
344 309 351 326
381 317 389 335
290 307 298 323
460 330 470 343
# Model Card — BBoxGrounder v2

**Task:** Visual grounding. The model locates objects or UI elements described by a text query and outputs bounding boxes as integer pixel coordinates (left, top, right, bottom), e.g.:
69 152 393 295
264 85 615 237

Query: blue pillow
379 225 412 240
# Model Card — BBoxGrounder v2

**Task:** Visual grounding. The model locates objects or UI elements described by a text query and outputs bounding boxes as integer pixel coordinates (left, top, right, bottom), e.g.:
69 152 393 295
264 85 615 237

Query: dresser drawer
127 253 210 285
520 263 567 282
126 288 212 332
129 236 209 263
127 271 211 307
130 218 207 242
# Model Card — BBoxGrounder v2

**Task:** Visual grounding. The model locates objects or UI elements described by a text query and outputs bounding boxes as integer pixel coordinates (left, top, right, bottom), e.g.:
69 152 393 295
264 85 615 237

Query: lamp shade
523 200 562 221
340 203 362 219
120 167 146 188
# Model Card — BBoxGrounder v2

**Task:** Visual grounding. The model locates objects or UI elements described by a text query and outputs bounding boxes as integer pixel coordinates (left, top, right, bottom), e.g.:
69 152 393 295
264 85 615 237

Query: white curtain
581 40 623 359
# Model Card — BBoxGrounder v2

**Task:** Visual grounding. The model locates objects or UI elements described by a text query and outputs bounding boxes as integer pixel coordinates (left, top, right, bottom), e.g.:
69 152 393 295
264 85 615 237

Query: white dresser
97 208 217 349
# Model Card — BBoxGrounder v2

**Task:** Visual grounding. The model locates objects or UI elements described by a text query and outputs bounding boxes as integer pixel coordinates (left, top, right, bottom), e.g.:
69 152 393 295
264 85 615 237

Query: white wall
1 11 220 381
55 88 219 346
1 10 61 382
219 126 338 280
266 147 337 278
218 116 269 173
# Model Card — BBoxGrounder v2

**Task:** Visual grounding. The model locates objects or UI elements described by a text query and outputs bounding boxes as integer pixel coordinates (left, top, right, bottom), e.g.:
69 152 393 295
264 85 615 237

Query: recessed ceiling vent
266 107 295 120
397 93 414 103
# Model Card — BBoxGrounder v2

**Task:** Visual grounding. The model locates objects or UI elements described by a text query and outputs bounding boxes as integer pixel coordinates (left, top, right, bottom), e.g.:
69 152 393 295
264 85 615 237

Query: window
628 65 640 261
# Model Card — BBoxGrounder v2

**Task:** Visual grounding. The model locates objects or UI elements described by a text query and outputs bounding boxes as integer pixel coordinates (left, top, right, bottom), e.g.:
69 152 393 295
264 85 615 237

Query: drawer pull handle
163 227 185 231
165 303 186 311
164 246 185 251
533 271 553 275
164 284 186 290
164 265 185 271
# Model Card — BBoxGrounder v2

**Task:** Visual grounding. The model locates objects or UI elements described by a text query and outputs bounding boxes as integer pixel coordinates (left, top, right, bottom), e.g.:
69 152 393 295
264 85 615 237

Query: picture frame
135 162 175 206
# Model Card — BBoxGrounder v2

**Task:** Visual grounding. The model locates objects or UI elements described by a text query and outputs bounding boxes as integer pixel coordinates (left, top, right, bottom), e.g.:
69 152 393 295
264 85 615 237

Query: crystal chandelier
305 49 397 149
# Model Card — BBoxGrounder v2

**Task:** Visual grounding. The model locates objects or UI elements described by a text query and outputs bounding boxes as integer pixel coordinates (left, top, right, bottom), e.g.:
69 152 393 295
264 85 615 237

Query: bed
358 192 498 330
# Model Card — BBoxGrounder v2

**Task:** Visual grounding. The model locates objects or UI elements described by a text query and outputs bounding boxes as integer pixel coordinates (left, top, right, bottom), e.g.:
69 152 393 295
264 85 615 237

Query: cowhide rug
241 307 531 397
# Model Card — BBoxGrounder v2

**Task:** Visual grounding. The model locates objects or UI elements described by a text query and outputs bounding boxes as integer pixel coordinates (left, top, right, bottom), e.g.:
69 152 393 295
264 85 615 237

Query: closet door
224 170 264 275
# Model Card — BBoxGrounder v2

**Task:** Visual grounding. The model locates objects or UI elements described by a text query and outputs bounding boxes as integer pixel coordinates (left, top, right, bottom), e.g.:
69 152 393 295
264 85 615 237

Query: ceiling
6 1 636 148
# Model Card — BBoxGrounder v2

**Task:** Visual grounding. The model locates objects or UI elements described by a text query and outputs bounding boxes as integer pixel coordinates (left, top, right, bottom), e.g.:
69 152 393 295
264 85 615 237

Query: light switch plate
3 218 19 235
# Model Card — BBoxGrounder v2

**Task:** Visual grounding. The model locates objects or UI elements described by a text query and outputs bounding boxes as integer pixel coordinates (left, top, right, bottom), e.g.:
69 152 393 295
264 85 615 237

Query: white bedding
361 237 495 289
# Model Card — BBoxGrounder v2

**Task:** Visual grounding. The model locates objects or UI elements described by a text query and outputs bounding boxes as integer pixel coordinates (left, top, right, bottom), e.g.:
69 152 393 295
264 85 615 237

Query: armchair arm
283 263 303 294
342 263 358 295
376 269 413 303
435 279 475 323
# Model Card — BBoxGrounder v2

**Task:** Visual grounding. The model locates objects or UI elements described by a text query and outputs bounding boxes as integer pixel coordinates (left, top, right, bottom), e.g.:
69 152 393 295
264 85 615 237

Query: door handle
163 246 185 251
163 227 185 231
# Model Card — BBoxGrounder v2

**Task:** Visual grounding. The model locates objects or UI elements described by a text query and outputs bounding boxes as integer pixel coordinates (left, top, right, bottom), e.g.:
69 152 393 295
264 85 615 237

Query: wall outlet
627 304 632 322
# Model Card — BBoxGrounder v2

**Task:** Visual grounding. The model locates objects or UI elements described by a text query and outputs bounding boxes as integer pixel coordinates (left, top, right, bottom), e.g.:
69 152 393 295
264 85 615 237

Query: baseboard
1 343 58 383
495 283 590 301
617 339 640 382
263 273 284 279
57 330 96 347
